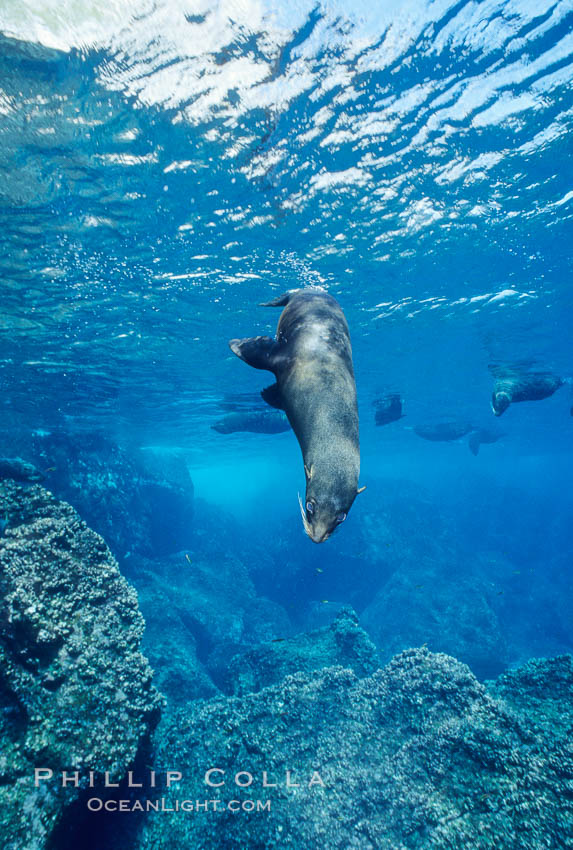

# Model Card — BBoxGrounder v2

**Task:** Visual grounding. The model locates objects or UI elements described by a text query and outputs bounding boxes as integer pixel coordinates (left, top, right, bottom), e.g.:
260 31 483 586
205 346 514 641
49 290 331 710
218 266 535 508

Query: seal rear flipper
261 383 285 410
468 433 480 456
229 336 279 371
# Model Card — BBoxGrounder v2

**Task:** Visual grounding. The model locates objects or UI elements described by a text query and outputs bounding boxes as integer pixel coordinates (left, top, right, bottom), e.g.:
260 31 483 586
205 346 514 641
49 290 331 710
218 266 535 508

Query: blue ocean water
1 0 572 661
3 4 573 847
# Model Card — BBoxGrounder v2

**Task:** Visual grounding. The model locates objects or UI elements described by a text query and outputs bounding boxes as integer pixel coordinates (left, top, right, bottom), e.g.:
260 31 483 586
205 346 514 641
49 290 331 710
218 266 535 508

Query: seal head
491 391 511 416
299 454 361 544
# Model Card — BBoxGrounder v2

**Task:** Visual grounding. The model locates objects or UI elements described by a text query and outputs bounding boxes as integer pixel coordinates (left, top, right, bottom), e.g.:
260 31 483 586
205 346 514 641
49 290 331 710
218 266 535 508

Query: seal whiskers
298 492 313 538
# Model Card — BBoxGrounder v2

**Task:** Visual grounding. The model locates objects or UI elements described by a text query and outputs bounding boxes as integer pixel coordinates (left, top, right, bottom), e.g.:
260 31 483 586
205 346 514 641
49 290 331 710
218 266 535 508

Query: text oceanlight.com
86 798 272 813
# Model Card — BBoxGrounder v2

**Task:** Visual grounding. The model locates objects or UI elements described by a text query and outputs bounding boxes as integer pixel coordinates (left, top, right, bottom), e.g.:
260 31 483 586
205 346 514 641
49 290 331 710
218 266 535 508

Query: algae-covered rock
0 481 162 850
132 563 220 705
6 432 195 560
137 647 573 850
226 606 379 695
127 549 291 700
489 654 573 737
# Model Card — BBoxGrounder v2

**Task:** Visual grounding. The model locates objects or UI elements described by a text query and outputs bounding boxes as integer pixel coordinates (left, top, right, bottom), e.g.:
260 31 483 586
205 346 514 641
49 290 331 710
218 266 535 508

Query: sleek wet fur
229 287 363 543
490 371 563 416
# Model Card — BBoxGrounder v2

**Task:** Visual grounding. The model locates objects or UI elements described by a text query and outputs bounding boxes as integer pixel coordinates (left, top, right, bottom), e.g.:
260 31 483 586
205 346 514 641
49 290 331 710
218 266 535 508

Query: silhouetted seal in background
0 457 44 483
490 367 563 416
212 410 290 435
373 393 404 426
218 392 265 412
229 287 364 543
414 422 473 442
468 427 504 456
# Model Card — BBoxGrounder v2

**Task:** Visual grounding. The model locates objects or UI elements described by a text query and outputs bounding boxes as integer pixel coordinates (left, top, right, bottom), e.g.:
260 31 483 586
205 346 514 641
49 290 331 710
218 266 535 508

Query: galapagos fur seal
413 422 473 442
373 393 404 426
212 410 290 435
229 286 364 543
0 457 44 483
490 368 563 416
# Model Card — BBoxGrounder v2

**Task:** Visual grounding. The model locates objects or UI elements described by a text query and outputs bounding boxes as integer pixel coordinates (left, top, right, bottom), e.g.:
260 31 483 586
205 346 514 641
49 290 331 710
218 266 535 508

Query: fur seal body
374 393 404 426
414 422 473 442
0 457 44 483
490 369 563 416
212 410 290 435
229 287 363 543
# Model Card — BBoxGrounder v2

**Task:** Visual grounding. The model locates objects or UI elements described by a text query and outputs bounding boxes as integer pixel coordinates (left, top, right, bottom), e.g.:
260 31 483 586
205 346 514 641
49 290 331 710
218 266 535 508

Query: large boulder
136 648 573 849
226 606 379 695
0 481 162 850
126 549 291 698
131 561 220 705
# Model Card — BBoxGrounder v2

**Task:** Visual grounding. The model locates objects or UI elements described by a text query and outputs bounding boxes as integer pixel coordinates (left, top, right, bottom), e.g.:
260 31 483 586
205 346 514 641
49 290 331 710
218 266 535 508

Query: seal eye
336 512 347 524
306 501 314 515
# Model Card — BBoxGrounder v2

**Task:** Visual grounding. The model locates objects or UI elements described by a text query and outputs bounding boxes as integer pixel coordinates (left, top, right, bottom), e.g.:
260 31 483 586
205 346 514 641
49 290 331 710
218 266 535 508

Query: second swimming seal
229 286 364 543
490 366 564 416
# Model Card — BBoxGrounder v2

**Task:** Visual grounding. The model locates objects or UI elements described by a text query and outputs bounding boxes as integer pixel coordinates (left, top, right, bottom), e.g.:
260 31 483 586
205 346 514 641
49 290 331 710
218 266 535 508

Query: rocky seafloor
0 480 161 850
1 436 572 848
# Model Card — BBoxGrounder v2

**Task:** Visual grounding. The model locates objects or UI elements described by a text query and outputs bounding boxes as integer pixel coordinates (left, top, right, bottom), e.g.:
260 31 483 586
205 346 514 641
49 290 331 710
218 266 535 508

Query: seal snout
298 491 350 544
298 492 331 544
309 527 331 545
491 391 510 417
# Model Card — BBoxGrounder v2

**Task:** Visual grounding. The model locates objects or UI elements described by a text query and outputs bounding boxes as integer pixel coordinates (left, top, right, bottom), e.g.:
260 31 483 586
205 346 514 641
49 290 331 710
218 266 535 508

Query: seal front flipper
261 383 285 410
228 336 279 371
260 286 326 308
259 292 293 308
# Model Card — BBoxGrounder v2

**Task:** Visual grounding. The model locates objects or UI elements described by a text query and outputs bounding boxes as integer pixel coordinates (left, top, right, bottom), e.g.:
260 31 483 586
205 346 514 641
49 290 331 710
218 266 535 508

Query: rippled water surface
1 0 572 465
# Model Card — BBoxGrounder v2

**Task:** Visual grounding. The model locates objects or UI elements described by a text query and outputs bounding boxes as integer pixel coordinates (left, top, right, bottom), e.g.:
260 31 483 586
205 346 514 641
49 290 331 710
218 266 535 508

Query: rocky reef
127 540 291 702
0 432 195 561
360 550 511 680
137 648 573 850
1 438 572 849
127 562 377 705
226 606 379 695
0 481 161 850
253 477 573 681
5 431 571 686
